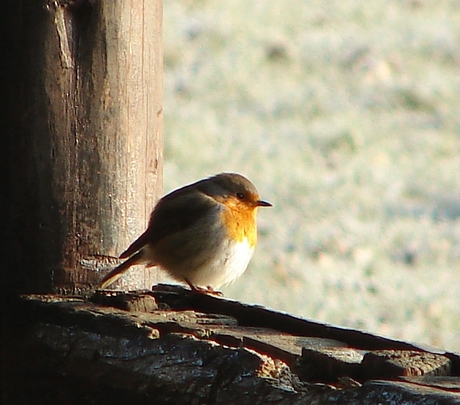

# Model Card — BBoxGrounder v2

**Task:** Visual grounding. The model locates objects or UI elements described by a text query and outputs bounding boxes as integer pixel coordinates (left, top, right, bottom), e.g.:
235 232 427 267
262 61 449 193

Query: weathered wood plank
362 349 452 378
145 285 460 369
4 292 460 404
93 286 460 378
296 347 365 382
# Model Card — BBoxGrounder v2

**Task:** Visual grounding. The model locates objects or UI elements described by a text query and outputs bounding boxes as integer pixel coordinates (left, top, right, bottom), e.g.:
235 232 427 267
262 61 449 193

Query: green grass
163 0 460 351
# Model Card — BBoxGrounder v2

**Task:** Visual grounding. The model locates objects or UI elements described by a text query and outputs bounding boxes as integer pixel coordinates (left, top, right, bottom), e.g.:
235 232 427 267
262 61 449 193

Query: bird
99 173 272 292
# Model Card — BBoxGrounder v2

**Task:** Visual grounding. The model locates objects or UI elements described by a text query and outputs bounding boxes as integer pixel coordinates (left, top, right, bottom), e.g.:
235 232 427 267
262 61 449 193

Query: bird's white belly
184 238 254 289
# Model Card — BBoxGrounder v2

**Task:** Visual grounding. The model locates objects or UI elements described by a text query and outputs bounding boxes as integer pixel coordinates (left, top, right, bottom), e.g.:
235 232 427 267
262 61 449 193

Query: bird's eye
236 192 245 200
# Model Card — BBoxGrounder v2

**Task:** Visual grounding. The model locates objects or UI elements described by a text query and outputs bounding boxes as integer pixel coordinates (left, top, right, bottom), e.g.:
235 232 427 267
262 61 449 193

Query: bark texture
3 288 460 404
5 0 163 295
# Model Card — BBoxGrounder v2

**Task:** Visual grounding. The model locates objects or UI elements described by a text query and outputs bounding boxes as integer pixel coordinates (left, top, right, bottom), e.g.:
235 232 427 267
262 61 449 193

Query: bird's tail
98 251 144 289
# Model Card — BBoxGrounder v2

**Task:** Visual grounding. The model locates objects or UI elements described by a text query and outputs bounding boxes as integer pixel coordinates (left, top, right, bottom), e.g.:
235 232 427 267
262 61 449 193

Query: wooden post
4 0 163 295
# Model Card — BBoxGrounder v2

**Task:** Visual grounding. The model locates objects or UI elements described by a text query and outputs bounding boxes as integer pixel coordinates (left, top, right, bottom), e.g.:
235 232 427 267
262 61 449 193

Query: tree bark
4 290 460 405
4 0 163 296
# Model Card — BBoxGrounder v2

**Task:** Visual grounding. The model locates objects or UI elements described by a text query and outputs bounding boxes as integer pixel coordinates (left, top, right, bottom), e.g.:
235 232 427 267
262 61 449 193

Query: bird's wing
120 188 219 259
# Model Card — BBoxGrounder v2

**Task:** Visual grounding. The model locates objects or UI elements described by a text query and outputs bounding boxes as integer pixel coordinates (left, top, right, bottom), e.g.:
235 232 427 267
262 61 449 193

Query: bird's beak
256 200 272 207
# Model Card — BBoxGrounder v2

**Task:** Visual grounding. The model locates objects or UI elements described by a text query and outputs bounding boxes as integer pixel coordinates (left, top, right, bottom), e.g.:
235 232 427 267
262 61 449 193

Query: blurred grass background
162 0 460 351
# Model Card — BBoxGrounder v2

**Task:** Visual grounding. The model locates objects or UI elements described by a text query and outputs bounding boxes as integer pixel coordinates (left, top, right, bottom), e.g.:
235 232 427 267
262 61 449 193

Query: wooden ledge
4 285 460 404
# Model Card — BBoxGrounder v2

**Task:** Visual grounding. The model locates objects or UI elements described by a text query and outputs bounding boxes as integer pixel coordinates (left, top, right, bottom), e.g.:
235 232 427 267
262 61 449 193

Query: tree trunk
4 0 163 296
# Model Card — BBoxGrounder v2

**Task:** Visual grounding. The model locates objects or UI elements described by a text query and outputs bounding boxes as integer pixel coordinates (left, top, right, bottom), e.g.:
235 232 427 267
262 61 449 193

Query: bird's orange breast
219 200 258 248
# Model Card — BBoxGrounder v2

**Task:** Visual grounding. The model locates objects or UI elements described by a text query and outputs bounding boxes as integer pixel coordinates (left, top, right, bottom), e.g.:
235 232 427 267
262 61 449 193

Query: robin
99 173 272 292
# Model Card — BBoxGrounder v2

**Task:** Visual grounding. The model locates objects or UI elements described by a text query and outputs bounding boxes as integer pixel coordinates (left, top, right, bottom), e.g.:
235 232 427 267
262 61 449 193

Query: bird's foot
185 280 223 296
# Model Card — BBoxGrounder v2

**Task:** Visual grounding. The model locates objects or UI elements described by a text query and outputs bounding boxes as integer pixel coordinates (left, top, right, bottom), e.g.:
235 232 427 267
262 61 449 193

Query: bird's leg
185 278 199 292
